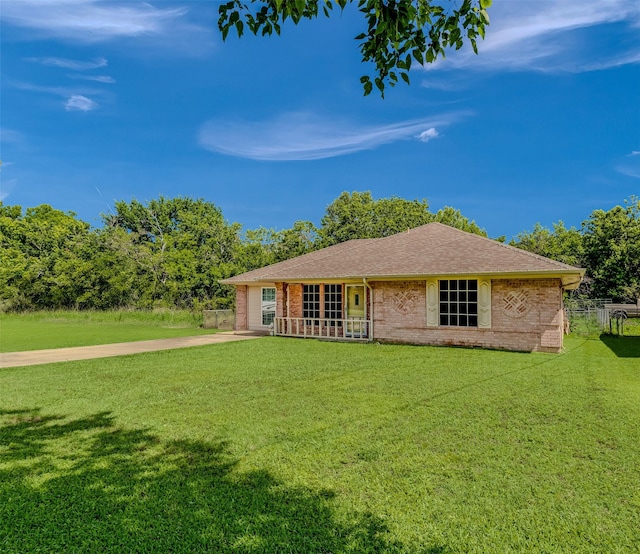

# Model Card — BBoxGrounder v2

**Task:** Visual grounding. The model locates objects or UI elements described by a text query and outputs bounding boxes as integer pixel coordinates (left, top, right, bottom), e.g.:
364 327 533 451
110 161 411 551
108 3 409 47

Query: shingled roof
222 223 584 288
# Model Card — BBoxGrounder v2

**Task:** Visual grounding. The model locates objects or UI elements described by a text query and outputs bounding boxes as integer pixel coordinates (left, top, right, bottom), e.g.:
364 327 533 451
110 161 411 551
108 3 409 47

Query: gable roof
222 223 584 288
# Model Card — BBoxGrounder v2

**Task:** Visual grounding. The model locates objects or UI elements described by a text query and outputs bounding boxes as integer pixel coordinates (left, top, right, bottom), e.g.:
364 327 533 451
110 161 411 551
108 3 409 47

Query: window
439 279 478 327
303 284 321 321
324 284 343 324
261 287 276 326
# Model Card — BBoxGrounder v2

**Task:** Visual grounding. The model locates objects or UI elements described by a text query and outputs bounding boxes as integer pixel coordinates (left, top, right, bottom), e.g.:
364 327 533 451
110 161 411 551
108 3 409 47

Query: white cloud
12 82 107 113
65 95 98 111
426 0 640 73
616 166 640 179
417 128 439 143
199 112 465 161
14 81 102 97
2 1 190 41
0 178 18 201
68 74 116 84
25 56 107 70
2 0 213 54
1 129 25 144
616 150 640 178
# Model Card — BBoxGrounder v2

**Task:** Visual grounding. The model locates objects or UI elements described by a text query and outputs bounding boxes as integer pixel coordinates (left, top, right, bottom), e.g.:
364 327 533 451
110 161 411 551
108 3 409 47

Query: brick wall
371 278 564 353
235 285 247 331
288 284 303 318
276 283 286 318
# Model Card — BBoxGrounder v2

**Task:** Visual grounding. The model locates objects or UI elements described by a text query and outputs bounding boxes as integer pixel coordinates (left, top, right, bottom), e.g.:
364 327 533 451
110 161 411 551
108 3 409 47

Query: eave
221 268 585 290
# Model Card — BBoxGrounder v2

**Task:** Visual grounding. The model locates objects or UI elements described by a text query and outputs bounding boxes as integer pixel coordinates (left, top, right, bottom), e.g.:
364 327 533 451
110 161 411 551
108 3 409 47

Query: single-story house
221 222 584 353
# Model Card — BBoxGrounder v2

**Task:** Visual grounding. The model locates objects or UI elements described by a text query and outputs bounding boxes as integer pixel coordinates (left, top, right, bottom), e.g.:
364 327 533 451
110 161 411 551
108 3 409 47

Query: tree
218 0 492 96
318 191 433 245
236 227 278 272
432 206 486 237
510 221 583 267
317 191 487 246
104 197 242 309
236 220 318 271
581 198 640 302
272 220 318 262
0 203 92 309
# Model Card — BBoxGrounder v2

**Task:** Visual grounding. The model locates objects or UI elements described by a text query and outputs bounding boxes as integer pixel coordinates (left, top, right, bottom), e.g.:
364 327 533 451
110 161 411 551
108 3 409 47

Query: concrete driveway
0 331 267 369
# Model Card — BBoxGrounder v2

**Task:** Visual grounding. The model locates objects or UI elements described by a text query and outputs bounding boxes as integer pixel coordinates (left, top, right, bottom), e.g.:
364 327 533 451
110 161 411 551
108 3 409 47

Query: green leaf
217 0 493 97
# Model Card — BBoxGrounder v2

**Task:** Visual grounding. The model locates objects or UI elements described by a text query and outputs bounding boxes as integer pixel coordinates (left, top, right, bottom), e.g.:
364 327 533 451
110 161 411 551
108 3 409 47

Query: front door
346 285 367 337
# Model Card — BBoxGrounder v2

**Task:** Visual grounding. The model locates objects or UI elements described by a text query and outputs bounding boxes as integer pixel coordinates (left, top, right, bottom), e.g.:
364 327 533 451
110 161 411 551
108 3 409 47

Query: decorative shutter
478 279 491 329
426 279 438 327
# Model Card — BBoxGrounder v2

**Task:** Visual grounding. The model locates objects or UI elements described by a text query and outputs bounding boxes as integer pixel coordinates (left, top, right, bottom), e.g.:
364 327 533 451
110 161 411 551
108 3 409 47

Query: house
221 223 584 353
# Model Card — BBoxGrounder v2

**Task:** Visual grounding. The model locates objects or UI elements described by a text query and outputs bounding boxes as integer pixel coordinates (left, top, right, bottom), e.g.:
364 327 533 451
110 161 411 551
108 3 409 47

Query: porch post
364 278 374 340
235 285 248 331
276 283 286 318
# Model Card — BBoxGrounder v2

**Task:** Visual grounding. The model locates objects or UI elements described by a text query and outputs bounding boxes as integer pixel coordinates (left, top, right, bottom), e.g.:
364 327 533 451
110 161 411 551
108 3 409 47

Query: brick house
221 223 584 353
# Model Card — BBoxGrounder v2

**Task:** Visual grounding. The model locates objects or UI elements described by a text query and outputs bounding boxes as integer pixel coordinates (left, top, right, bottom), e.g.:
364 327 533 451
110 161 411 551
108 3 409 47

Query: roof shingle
222 223 584 286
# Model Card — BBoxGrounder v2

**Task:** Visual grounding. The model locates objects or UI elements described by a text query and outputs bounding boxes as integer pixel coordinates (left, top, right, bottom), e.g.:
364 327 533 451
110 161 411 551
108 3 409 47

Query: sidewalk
0 331 267 369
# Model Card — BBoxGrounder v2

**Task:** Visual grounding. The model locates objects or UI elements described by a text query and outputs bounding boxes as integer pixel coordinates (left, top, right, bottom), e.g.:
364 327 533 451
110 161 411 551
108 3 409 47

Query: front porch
273 317 372 341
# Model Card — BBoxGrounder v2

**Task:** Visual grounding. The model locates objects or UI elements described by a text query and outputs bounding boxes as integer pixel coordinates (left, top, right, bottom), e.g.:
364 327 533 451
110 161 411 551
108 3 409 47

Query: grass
569 312 640 337
0 310 217 352
1 336 639 552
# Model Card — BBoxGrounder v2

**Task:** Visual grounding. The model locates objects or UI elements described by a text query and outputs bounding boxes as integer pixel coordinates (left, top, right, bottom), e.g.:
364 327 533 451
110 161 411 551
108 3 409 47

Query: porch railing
274 317 371 341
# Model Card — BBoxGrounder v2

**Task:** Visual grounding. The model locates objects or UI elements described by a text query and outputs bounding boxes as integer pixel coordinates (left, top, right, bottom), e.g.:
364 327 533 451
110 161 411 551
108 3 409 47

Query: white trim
261 286 276 327
363 278 374 340
275 317 371 341
346 284 367 320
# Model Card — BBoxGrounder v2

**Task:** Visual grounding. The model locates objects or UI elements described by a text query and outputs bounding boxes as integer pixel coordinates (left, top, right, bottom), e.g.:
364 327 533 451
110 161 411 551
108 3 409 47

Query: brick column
235 285 248 331
289 284 303 318
276 283 285 318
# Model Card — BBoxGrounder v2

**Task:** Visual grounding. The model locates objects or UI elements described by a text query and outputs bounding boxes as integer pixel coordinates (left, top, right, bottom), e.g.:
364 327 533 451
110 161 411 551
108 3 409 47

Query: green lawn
1 336 639 552
569 312 640 337
0 310 216 352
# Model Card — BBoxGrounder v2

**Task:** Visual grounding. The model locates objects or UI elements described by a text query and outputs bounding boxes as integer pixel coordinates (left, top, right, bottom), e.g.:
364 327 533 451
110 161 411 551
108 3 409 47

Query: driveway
0 331 267 369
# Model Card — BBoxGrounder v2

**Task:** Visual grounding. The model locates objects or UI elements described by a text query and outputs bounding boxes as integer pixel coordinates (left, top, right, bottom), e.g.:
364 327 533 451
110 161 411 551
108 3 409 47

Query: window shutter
478 279 491 329
426 279 438 327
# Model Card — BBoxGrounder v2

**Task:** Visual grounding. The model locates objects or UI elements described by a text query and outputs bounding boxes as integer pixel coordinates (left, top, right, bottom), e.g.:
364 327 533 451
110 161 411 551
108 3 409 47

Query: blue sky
1 0 639 239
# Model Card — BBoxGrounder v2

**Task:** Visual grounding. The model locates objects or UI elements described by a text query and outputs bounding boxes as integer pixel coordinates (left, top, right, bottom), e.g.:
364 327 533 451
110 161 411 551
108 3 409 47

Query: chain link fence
565 298 612 336
565 298 640 336
203 309 234 330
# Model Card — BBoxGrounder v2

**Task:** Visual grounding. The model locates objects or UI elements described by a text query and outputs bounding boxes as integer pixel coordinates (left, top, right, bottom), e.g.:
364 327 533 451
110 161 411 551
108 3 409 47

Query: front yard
1 336 638 552
0 310 216 352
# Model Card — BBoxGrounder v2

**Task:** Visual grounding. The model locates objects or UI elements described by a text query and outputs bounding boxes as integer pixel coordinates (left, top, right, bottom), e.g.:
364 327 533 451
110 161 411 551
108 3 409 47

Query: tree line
0 192 638 311
509 197 640 303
